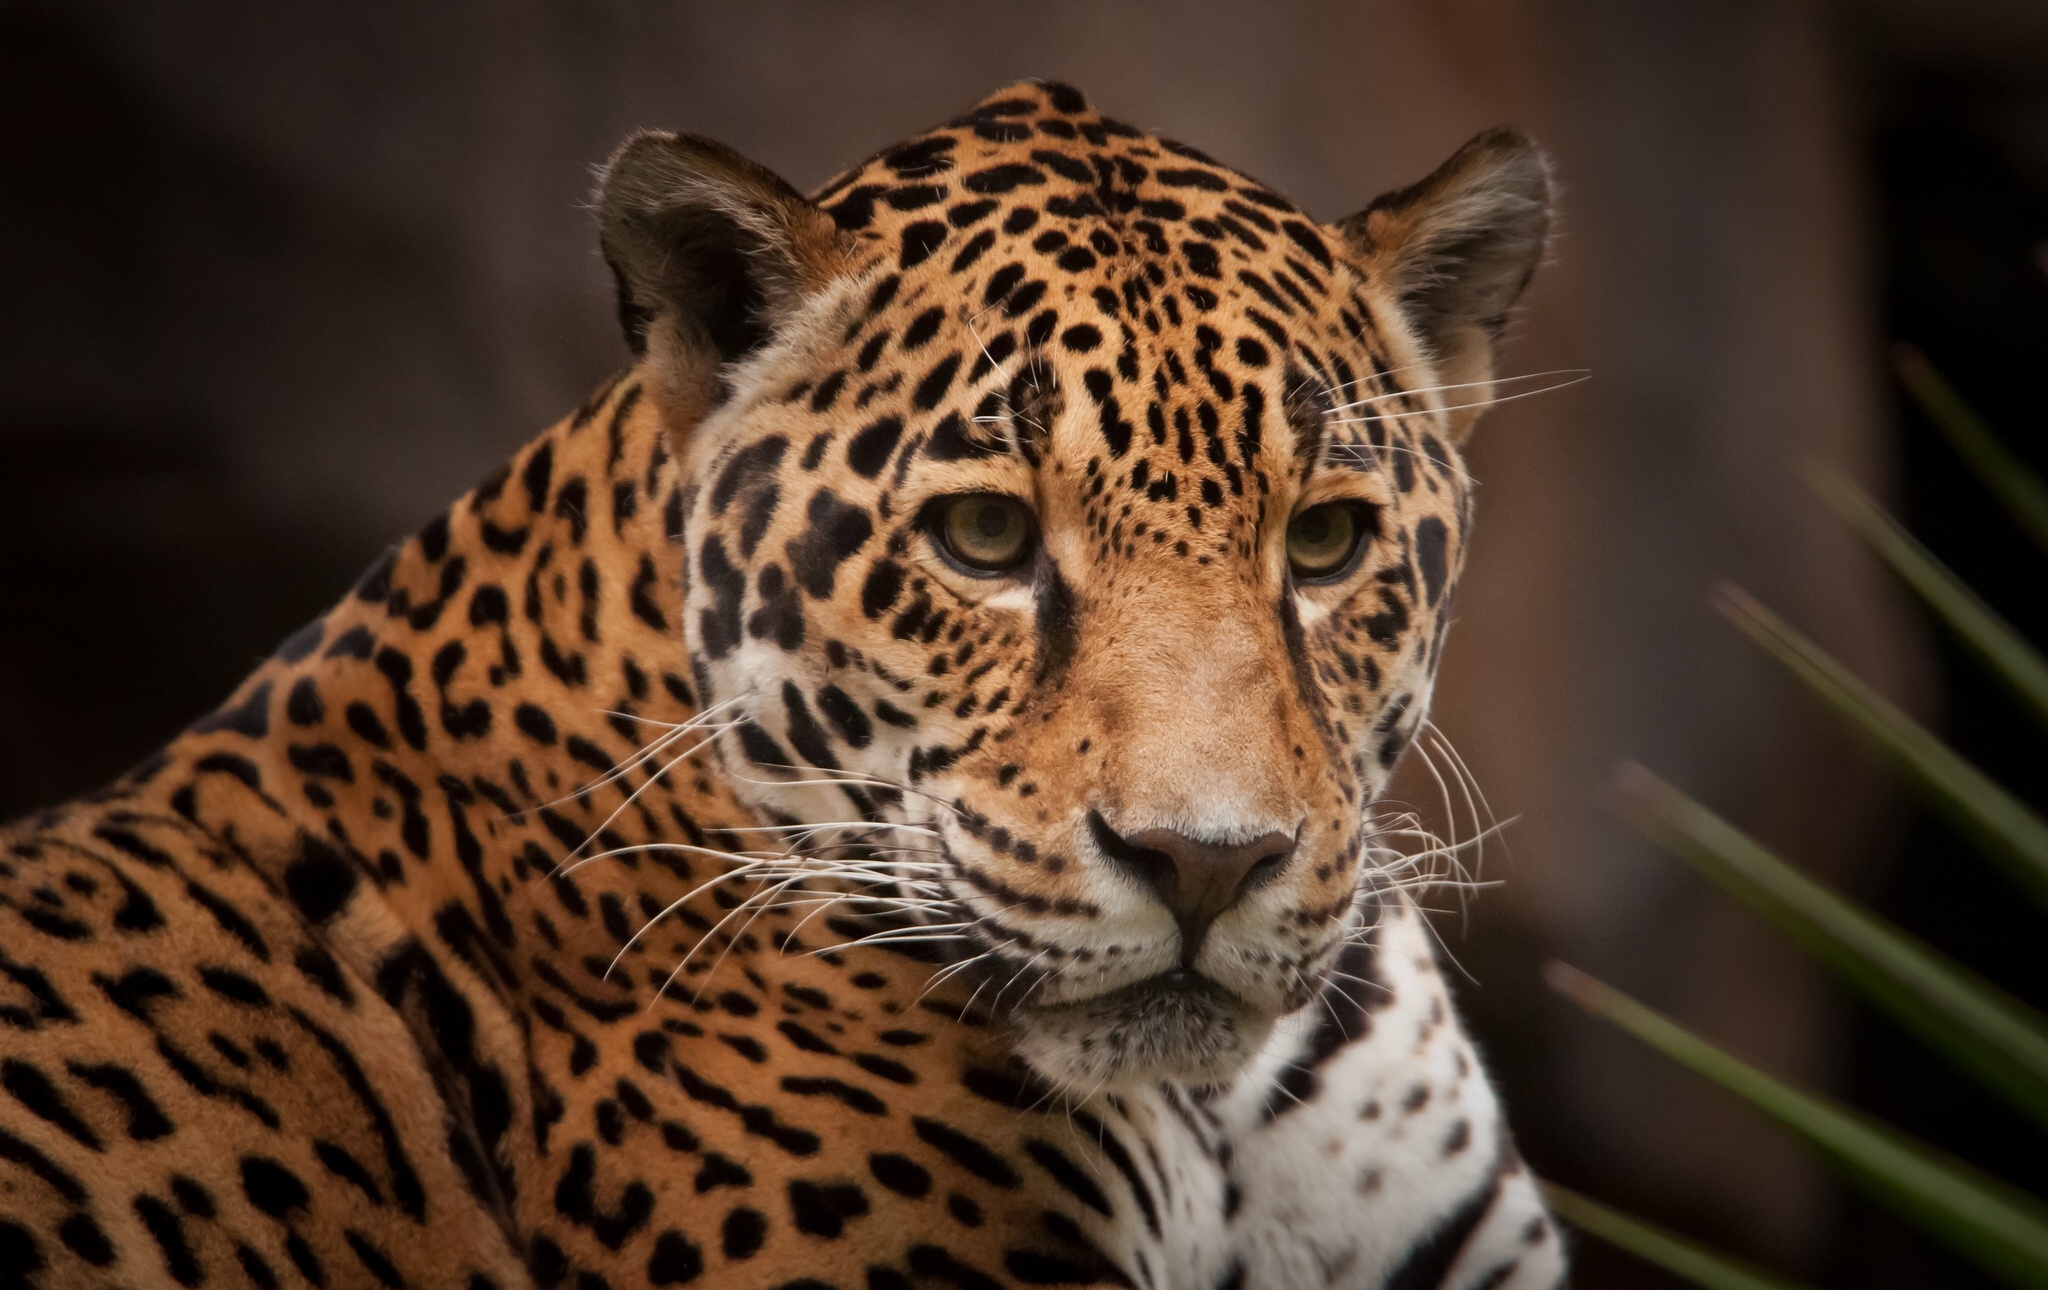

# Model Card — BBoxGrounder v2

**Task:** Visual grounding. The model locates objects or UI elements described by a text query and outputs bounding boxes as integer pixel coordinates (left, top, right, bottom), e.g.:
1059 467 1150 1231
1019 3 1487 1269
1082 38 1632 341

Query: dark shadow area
1825 73 2048 1290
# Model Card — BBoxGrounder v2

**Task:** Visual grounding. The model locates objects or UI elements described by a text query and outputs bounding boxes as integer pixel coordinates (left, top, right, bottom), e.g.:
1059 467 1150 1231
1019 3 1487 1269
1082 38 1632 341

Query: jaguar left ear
1338 128 1552 442
597 131 850 436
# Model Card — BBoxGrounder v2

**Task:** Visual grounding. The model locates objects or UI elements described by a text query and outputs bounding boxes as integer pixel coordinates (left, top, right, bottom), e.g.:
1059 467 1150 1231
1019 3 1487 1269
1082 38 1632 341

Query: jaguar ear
1338 128 1552 442
597 131 849 433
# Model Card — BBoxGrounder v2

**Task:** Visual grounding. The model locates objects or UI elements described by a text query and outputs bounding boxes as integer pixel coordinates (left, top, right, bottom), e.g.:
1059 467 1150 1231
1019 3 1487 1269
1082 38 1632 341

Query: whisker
1322 368 1591 414
1326 372 1591 428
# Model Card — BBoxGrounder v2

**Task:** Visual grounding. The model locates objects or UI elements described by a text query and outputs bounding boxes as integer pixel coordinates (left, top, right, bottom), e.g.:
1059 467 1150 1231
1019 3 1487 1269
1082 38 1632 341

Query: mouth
1009 968 1277 1090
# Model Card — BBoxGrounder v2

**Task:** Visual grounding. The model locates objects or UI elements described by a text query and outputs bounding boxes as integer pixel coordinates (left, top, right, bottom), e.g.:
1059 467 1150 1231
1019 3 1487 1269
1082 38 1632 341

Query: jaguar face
599 82 1549 1089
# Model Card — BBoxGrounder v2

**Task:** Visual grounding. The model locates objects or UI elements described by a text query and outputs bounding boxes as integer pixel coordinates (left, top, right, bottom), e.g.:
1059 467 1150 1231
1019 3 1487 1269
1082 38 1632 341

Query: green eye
932 494 1036 575
1286 502 1373 582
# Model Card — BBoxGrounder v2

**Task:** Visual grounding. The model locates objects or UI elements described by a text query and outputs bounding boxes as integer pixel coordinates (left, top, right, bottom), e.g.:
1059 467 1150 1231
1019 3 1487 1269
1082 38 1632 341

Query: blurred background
3 3 2046 1285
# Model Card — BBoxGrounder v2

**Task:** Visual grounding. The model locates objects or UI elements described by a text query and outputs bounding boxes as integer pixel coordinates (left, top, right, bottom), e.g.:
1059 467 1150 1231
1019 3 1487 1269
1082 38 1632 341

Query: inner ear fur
1339 128 1552 442
596 131 848 436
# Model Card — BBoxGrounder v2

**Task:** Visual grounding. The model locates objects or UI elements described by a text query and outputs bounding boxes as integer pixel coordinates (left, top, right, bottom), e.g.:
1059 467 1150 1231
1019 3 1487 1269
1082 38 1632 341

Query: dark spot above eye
948 199 998 227
963 164 1046 194
785 490 874 599
846 416 905 478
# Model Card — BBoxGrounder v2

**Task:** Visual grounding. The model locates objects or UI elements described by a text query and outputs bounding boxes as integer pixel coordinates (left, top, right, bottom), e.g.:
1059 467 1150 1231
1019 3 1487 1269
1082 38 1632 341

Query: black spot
1 1061 101 1150
200 967 270 1007
287 742 354 782
134 1194 201 1286
886 184 946 211
67 1063 171 1140
861 561 905 618
721 1208 767 1260
711 437 789 514
58 1211 113 1265
788 1179 870 1237
1024 1139 1112 1215
695 1152 752 1192
949 200 998 227
241 1156 311 1217
900 221 948 269
853 1053 916 1085
1384 1165 1504 1290
868 1152 932 1198
283 836 358 923
698 537 746 659
747 564 806 653
786 491 874 599
737 720 792 771
911 1117 1019 1188
516 704 558 744
522 443 555 511
847 416 905 477
648 1230 705 1284
1281 219 1334 270
912 354 962 411
1156 168 1230 191
963 164 1045 194
810 371 847 413
924 412 999 462
883 136 955 178
780 1075 887 1116
285 678 325 726
901 308 946 350
950 229 997 273
1415 516 1449 607
983 263 1025 306
815 686 874 749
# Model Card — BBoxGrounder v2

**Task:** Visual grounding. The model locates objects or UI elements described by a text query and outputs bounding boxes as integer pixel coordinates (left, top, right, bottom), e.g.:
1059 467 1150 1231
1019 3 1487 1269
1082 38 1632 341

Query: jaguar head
598 82 1550 1089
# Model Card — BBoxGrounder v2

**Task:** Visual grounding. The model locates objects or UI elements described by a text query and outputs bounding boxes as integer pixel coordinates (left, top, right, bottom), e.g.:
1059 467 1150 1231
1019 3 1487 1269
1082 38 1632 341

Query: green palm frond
1807 465 2048 729
1613 763 2048 1130
1548 963 2048 1288
1893 345 2048 556
1548 360 2048 1288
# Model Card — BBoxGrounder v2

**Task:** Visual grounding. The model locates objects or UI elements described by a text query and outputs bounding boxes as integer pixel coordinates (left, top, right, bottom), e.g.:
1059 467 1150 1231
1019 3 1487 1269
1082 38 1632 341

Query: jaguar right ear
596 132 850 435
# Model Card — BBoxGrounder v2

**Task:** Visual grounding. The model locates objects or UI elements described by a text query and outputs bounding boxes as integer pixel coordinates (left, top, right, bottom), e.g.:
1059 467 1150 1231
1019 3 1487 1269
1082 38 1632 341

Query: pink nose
1087 812 1296 962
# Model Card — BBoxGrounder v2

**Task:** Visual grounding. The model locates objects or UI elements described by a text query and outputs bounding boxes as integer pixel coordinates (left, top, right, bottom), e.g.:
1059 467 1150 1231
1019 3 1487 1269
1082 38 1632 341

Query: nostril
1088 811 1299 960
1238 848 1289 898
1087 810 1179 904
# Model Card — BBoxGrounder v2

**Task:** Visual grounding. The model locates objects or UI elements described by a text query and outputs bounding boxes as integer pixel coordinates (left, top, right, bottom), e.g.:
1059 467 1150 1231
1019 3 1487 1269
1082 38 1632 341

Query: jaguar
0 81 1564 1289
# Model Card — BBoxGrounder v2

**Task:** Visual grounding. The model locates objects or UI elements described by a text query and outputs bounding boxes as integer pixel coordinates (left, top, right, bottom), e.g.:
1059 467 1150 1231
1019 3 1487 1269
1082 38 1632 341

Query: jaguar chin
1010 969 1278 1090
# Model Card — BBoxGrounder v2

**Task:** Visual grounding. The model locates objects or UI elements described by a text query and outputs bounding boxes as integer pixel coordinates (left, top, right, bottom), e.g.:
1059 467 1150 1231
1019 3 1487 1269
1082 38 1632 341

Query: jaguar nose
1087 812 1297 962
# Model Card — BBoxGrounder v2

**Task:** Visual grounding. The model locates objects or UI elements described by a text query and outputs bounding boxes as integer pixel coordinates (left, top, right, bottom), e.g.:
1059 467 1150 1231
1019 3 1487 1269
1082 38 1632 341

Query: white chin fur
1010 977 1277 1091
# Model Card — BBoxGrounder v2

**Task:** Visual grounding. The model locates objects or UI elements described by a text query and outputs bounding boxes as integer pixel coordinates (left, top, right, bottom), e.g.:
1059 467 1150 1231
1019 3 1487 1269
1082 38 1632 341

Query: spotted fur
1 83 1562 1289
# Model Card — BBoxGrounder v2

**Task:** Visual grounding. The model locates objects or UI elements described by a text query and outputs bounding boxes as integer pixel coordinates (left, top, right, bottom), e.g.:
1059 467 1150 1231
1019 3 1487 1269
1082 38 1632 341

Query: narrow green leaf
1894 345 2048 557
1615 763 2048 1130
1547 962 2048 1288
1718 585 2048 911
1540 1182 1816 1290
1809 465 2048 731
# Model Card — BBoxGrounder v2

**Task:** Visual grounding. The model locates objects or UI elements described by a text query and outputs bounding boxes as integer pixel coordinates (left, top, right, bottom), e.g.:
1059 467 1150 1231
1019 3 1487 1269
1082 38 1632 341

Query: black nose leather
1088 812 1296 962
